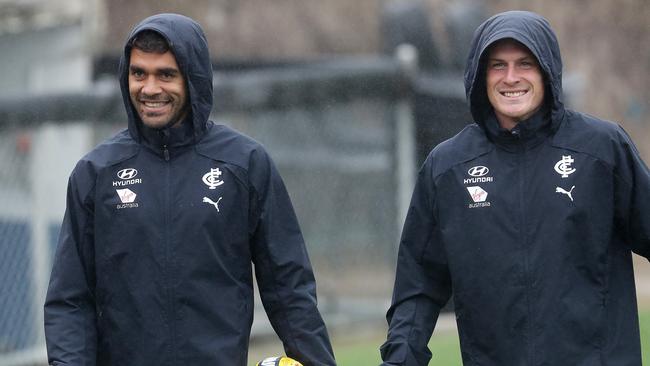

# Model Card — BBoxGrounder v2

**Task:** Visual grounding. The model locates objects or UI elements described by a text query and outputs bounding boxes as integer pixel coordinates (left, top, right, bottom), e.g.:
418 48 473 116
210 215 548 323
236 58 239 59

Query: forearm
44 292 97 365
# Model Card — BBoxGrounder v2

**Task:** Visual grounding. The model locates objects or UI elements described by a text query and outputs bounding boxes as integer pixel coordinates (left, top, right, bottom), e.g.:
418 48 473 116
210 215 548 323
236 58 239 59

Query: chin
503 108 530 119
141 119 169 129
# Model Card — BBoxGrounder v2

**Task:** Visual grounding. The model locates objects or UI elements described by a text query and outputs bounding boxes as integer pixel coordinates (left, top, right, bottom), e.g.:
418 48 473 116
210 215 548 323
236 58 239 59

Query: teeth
143 101 168 107
503 91 526 97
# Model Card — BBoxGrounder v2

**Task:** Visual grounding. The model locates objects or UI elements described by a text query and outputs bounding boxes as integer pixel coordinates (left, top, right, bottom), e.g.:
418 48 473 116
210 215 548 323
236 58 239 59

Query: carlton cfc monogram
554 155 576 178
202 168 224 189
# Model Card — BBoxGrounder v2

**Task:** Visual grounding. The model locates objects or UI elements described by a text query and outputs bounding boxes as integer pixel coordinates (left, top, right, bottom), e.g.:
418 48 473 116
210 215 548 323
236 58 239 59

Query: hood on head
118 13 213 142
463 10 564 127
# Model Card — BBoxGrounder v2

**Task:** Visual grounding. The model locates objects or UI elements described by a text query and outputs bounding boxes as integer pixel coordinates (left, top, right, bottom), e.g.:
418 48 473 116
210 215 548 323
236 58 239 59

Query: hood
464 11 565 131
118 13 213 144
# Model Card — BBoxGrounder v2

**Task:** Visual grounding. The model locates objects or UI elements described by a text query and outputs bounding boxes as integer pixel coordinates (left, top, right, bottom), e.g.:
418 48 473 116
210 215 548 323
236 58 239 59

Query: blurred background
0 0 648 365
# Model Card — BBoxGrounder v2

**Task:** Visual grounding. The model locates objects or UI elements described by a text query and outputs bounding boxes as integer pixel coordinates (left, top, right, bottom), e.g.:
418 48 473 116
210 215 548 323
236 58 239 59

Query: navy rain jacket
381 11 650 366
44 14 335 366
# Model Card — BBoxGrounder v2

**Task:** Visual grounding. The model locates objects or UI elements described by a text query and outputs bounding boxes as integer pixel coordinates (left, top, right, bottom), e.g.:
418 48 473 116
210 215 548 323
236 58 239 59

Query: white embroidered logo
468 166 489 177
203 196 222 212
113 168 142 187
466 186 488 203
466 186 491 208
116 188 137 203
464 165 494 184
555 186 575 202
554 155 576 178
117 168 138 180
202 168 224 189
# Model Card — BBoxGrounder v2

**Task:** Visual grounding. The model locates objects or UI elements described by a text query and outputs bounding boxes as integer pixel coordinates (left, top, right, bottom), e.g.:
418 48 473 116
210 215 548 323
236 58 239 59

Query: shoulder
195 122 271 170
69 129 139 198
425 123 493 178
555 110 623 140
81 129 139 167
551 110 631 167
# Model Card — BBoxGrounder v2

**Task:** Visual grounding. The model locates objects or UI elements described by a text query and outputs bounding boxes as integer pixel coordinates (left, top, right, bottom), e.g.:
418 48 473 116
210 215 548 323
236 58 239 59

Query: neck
495 108 541 130
497 117 518 131
140 114 194 148
167 109 189 129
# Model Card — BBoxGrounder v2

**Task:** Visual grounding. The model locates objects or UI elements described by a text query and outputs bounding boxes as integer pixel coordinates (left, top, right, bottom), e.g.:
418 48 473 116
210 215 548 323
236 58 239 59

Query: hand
256 356 303 366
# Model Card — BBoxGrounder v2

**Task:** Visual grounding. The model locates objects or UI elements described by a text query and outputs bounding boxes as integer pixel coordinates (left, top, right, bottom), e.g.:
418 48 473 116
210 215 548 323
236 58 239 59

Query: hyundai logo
468 166 489 177
117 168 138 180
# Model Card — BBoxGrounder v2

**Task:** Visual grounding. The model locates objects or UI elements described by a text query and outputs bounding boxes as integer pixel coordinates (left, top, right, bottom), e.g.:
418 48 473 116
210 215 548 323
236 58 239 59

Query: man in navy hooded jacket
44 14 336 366
380 10 649 366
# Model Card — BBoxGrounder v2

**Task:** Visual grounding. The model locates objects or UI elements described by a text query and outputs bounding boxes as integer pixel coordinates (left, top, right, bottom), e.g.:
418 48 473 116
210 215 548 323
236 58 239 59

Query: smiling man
380 10 650 365
44 14 336 366
128 41 188 129
485 39 545 130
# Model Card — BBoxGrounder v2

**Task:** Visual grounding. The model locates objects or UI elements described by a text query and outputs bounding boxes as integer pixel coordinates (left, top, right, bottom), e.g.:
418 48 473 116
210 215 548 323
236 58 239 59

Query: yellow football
256 356 303 366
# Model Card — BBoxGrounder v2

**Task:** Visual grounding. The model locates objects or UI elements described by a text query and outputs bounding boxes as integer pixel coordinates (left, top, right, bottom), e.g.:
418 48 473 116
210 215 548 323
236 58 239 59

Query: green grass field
333 310 650 365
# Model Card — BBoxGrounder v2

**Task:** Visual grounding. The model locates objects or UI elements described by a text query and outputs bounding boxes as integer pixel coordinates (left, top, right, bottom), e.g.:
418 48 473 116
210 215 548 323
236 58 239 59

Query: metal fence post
393 44 418 252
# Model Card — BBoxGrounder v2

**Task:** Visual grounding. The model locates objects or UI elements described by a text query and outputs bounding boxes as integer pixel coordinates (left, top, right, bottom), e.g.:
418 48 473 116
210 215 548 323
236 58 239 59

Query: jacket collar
483 107 556 150
139 115 195 158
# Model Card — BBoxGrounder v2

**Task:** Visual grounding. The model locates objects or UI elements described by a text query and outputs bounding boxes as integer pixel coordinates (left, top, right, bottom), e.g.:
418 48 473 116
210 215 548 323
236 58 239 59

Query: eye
520 60 535 69
490 62 506 70
130 69 145 79
158 70 179 81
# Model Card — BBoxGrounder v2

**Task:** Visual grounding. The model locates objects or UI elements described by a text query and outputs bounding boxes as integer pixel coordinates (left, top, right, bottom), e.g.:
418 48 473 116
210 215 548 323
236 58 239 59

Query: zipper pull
163 144 170 161
511 128 521 139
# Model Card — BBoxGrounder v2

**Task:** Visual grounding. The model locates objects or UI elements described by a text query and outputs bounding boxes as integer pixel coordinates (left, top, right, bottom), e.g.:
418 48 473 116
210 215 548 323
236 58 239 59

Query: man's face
128 48 188 129
486 39 545 130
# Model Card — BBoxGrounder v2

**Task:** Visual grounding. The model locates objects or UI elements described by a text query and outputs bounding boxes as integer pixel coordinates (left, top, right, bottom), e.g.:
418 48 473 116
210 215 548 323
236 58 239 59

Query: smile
142 101 170 108
501 90 527 97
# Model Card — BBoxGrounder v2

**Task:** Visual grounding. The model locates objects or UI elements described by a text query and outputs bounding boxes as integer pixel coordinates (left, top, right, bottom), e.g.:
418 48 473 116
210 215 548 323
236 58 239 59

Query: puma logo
202 196 222 211
555 186 575 202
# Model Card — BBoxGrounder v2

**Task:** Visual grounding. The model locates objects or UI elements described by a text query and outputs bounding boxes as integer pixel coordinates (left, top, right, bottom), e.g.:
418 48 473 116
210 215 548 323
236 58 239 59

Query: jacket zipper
514 130 534 366
162 141 175 364
163 144 170 161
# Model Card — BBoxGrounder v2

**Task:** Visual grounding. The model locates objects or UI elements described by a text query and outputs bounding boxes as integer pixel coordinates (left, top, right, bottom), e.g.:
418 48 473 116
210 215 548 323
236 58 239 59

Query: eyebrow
158 68 180 75
488 56 536 63
129 65 180 75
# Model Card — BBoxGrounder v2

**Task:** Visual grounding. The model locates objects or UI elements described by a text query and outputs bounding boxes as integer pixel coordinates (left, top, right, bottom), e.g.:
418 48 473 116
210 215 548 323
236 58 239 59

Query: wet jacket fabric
381 11 650 366
44 14 335 366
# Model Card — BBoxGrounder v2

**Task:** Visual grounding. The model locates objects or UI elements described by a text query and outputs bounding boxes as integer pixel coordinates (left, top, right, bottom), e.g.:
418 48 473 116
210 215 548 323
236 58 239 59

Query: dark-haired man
128 30 188 130
380 10 649 365
44 14 336 366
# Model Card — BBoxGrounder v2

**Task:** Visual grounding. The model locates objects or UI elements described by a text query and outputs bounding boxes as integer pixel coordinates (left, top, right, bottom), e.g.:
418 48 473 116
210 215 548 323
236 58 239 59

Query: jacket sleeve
614 126 650 260
380 156 452 366
44 164 97 366
248 148 336 366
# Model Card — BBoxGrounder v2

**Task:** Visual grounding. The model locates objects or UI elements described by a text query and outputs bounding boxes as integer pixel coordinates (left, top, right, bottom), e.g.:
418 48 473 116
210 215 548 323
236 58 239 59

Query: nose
141 76 162 96
504 64 520 84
